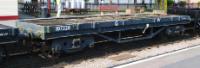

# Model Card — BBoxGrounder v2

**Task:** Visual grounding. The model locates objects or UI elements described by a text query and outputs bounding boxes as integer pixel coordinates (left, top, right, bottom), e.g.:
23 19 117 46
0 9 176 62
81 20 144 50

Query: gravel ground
0 34 199 68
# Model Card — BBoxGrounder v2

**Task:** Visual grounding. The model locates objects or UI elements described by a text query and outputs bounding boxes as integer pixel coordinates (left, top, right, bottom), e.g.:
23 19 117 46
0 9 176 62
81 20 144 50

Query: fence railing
86 3 154 11
171 3 200 8
18 2 155 17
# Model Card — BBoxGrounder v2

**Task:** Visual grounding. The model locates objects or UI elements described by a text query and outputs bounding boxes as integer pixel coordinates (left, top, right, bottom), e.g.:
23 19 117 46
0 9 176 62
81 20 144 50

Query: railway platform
115 44 200 68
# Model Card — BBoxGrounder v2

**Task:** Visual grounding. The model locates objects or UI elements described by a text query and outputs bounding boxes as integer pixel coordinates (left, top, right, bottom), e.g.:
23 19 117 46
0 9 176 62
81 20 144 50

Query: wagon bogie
51 36 94 54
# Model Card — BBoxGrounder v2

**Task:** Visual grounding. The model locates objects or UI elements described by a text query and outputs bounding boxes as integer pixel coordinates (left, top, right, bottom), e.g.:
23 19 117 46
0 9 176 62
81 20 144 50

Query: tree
178 1 186 7
167 0 174 7
198 1 200 8
84 0 89 2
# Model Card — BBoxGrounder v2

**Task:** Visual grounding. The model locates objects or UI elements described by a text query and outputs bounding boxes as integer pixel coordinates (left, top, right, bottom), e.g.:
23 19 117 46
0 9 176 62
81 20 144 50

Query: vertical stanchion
48 0 51 17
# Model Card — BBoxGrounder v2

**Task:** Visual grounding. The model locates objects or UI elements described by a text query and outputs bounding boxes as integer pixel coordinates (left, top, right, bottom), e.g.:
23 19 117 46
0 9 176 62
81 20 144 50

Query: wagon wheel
51 42 85 54
157 29 169 41
51 39 89 55
0 47 6 63
196 22 200 34
63 48 85 53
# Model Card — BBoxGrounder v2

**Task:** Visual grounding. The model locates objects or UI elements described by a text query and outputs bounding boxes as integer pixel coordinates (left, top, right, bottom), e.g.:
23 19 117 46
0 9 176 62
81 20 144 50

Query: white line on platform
114 44 200 68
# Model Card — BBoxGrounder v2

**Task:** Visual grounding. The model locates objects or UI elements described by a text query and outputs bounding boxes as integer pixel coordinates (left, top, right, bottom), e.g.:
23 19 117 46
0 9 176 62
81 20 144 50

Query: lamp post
117 0 119 5
109 0 112 4
127 0 130 8
47 0 51 16
56 0 61 17
187 0 190 8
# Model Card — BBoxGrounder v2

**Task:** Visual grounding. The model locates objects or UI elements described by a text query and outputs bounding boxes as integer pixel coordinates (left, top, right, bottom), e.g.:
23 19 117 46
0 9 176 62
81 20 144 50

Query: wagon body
0 24 19 44
17 14 191 40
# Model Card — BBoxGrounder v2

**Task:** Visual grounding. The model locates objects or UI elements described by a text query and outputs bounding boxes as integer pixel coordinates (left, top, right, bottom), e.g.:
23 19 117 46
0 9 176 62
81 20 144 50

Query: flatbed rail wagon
0 25 19 44
0 24 19 61
17 14 191 54
0 0 194 63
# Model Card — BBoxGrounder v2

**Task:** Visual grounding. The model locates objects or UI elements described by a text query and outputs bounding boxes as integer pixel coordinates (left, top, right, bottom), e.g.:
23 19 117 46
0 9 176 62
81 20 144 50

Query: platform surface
115 45 200 68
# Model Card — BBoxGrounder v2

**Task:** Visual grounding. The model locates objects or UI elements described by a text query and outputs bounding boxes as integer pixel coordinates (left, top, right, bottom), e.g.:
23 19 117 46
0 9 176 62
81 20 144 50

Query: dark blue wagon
17 14 191 53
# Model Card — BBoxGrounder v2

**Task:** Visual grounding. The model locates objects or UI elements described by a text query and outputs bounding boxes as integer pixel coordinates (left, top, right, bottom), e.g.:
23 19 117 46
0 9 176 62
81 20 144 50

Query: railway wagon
0 24 19 61
0 0 21 61
0 0 193 62
17 14 191 55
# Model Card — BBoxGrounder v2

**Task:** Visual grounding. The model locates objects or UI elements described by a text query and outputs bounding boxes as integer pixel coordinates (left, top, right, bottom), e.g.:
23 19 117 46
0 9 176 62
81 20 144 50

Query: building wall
188 0 200 3
175 0 200 3
0 0 18 16
18 0 32 3
88 0 155 4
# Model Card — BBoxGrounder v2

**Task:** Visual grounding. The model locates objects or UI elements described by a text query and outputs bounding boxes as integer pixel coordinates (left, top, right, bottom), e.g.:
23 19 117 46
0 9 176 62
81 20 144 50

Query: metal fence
171 3 200 8
186 3 200 8
18 2 155 17
86 3 154 11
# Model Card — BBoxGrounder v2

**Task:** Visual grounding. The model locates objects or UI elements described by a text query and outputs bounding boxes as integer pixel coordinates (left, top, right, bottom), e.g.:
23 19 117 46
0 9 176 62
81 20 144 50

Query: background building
174 0 200 3
88 0 155 4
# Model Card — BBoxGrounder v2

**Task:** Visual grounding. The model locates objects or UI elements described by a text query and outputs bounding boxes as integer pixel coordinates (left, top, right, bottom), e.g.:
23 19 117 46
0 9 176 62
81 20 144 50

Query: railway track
0 32 198 68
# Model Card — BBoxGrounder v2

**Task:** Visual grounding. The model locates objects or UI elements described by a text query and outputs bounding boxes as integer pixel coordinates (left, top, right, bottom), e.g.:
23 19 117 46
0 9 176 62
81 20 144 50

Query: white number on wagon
56 26 71 31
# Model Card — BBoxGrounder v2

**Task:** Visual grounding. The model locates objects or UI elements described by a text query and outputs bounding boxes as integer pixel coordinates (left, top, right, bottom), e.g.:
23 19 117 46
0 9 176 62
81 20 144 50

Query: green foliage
198 1 200 6
167 0 174 6
178 1 186 7
84 0 89 2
